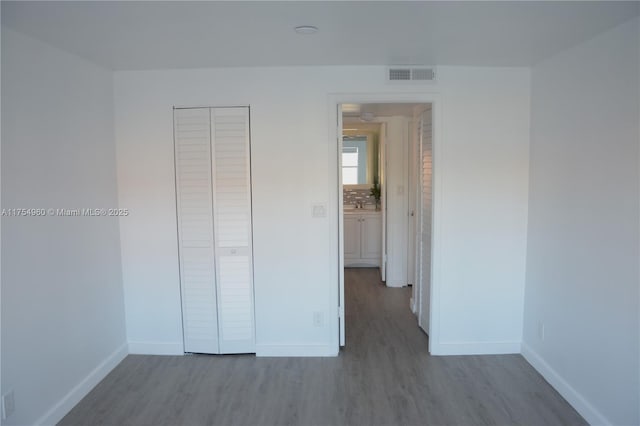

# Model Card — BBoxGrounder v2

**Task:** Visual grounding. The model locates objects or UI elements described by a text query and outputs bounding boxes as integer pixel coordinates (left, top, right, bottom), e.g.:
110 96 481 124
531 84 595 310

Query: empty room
1 1 638 425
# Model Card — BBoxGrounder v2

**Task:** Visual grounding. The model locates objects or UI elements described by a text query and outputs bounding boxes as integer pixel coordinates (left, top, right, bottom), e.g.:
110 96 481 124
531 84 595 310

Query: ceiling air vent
389 68 412 81
388 66 436 82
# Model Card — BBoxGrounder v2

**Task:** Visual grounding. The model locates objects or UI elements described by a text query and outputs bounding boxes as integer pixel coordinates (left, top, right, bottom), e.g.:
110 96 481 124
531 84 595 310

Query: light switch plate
312 203 327 218
313 311 324 327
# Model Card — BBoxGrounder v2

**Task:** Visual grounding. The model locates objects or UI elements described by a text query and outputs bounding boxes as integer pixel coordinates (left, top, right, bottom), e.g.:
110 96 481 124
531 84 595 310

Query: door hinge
338 305 345 318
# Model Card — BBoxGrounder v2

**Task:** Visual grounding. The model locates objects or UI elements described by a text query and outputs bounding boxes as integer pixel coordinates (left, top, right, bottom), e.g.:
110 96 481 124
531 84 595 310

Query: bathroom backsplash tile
343 188 377 207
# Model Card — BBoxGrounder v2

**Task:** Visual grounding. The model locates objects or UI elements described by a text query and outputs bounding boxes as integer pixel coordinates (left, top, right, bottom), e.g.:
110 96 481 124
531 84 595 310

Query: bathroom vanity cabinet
344 211 382 267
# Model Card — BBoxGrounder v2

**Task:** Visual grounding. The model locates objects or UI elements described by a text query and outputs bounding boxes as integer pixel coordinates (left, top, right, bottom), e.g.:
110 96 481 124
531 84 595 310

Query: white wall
1 29 127 425
382 116 410 288
434 68 530 353
523 17 640 426
114 65 530 357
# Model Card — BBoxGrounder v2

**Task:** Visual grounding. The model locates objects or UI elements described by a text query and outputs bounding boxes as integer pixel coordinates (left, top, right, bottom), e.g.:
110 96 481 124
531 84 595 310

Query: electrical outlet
2 389 15 420
313 311 324 327
538 322 545 341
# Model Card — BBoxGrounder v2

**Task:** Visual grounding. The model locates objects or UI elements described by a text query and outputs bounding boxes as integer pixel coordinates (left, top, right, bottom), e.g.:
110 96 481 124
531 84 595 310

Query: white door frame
417 107 433 336
378 121 387 282
337 104 345 346
328 92 443 354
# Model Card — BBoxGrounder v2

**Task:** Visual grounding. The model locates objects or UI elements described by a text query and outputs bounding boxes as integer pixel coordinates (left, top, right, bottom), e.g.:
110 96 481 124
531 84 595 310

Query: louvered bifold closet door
174 108 220 354
418 111 433 334
210 107 255 354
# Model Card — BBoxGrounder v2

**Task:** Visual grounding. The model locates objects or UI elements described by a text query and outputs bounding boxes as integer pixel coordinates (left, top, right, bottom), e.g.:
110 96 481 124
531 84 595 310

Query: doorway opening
336 101 435 350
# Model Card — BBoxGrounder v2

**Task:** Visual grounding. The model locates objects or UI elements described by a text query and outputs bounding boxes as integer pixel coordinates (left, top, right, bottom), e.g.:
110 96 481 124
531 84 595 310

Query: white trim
256 344 338 357
427 97 443 354
34 343 128 426
430 340 521 356
337 104 345 347
521 343 611 426
328 91 443 356
173 104 249 110
128 341 184 355
385 280 406 288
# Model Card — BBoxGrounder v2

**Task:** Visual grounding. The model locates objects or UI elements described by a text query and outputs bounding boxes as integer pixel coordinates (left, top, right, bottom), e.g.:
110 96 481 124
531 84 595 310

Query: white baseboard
430 340 521 355
34 342 128 426
256 343 338 357
521 343 610 426
128 341 184 355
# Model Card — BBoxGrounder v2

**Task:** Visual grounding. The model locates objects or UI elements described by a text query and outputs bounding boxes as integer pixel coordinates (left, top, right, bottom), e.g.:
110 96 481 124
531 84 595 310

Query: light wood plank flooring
60 268 586 425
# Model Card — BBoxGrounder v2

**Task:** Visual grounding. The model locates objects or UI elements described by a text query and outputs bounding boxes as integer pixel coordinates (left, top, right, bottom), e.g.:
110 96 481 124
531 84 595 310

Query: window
342 146 359 184
342 137 368 185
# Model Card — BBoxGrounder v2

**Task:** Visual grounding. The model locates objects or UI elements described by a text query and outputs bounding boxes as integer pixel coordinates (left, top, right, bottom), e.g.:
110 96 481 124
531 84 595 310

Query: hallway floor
60 268 585 425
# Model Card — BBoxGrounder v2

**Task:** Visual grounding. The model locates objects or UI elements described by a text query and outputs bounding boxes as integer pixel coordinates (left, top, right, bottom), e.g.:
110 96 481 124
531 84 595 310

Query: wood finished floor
60 268 586 426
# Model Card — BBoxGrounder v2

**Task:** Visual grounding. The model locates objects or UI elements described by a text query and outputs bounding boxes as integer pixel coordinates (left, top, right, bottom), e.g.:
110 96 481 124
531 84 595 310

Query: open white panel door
211 107 255 354
337 104 345 347
418 110 433 334
174 108 220 354
379 122 387 282
407 120 417 289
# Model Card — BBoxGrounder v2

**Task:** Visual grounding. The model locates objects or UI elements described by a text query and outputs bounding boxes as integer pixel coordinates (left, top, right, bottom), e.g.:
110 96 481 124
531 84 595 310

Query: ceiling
2 1 638 71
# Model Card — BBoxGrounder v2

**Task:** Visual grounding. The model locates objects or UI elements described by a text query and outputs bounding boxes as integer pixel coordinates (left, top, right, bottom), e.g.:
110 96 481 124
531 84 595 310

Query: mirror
342 125 380 187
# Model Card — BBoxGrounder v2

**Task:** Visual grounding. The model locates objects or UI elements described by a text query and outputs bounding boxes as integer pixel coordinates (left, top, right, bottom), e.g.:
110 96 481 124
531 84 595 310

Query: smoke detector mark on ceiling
294 26 319 35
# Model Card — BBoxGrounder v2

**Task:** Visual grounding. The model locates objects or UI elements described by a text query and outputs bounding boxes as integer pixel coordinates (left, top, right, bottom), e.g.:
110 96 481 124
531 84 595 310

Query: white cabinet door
344 213 381 267
361 215 382 260
344 215 361 262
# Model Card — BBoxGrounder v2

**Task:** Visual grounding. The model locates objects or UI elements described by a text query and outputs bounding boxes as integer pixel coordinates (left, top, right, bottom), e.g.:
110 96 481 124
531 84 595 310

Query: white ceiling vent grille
388 67 436 83
389 68 411 81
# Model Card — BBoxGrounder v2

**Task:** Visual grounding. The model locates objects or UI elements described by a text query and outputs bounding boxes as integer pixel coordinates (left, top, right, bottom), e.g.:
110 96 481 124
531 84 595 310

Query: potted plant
370 177 381 210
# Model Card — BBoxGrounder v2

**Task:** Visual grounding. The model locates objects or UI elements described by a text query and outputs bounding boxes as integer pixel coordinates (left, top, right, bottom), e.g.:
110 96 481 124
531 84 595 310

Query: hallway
61 268 585 425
